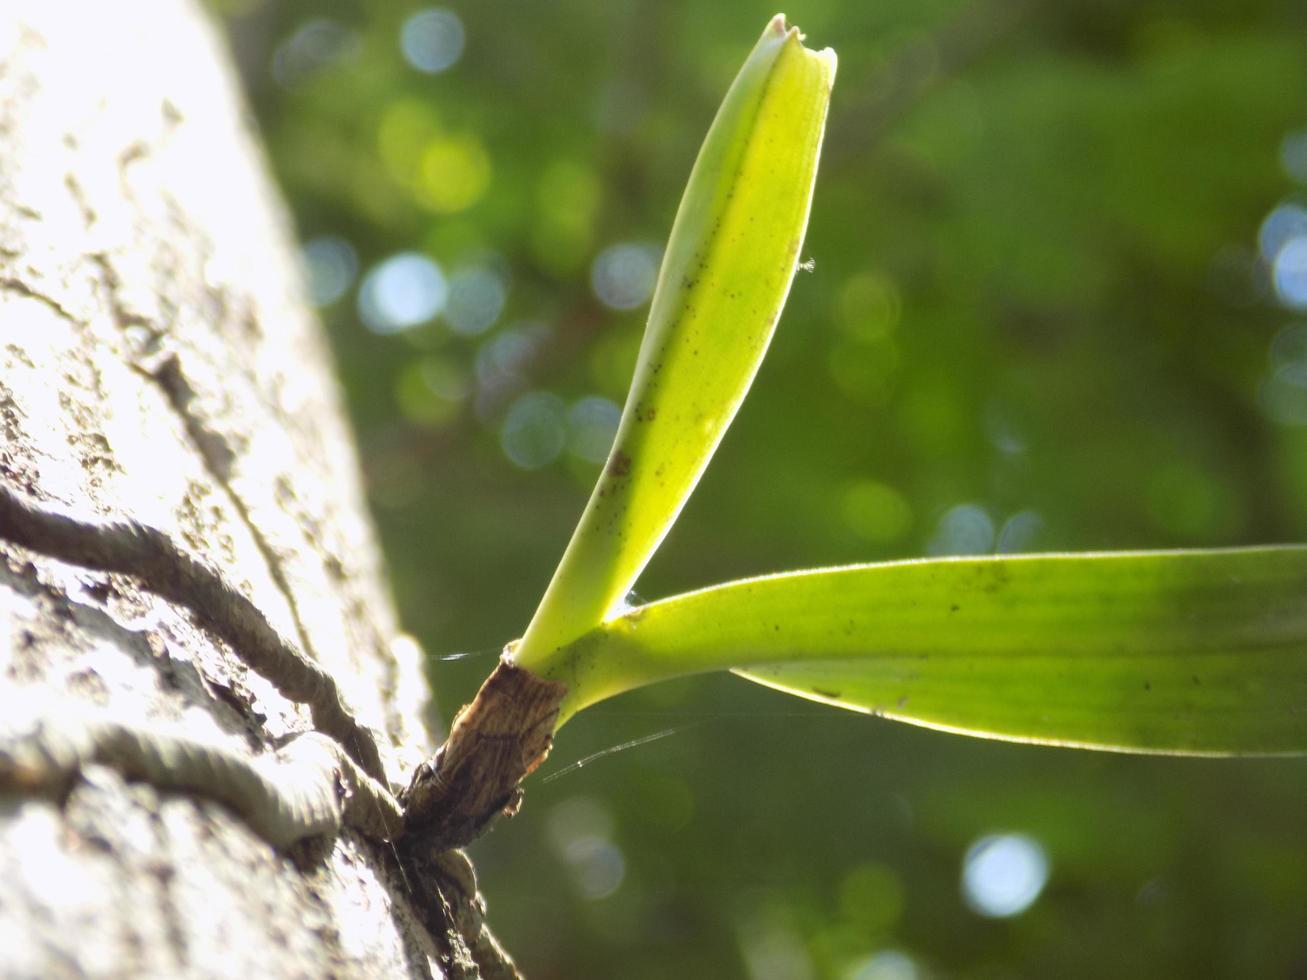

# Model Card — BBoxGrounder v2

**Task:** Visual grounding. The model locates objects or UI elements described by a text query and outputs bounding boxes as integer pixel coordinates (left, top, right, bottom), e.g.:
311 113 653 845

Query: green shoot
513 16 836 670
407 12 1307 851
454 12 1307 795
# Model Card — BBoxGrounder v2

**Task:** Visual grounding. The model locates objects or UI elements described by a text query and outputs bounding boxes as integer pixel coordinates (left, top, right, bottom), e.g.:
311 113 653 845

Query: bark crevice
0 483 387 784
91 248 330 712
141 347 326 687
0 276 80 323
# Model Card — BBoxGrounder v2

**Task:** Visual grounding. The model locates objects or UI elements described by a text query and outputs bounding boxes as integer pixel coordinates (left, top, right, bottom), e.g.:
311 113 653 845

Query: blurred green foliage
216 1 1307 976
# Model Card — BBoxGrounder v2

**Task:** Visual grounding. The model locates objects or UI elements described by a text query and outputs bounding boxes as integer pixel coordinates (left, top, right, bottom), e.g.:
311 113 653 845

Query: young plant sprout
400 14 1307 849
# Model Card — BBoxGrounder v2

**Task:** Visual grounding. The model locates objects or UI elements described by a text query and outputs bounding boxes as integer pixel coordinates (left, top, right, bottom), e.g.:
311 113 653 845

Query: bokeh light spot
1273 237 1307 309
841 480 912 545
567 396 621 464
996 509 1043 553
1281 131 1307 185
563 837 626 900
500 391 567 469
926 504 994 556
838 271 901 341
846 950 919 980
1260 362 1307 425
737 901 814 980
446 266 507 335
962 833 1049 918
272 18 357 89
400 8 464 74
416 135 491 213
357 252 446 334
546 797 624 899
300 235 357 307
984 403 1027 455
1269 321 1307 369
1261 323 1307 424
591 242 661 310
396 357 467 428
546 796 614 846
474 322 549 421
476 322 546 389
1258 202 1307 265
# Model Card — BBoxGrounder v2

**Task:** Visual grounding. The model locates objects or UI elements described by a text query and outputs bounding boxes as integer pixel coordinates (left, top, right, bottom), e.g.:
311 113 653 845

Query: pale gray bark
0 2 510 976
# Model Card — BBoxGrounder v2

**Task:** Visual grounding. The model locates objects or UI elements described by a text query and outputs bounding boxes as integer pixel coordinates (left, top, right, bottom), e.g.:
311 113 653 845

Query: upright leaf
514 17 836 671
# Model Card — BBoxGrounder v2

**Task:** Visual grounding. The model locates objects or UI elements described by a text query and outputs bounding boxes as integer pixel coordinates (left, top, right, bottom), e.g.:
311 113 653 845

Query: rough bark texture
0 2 511 976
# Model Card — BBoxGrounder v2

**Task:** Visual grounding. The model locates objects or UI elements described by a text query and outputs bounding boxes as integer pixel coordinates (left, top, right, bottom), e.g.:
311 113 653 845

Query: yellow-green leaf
514 17 836 672
546 548 1307 754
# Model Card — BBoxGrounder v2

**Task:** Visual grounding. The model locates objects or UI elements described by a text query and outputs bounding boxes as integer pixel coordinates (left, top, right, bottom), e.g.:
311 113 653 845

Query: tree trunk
0 2 511 976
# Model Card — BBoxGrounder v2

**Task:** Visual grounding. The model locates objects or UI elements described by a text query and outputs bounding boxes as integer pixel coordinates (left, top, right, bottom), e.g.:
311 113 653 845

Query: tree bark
0 2 511 976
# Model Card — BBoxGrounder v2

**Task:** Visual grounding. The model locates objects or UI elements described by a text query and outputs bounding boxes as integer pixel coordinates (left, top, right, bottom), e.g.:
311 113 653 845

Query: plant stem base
400 655 567 849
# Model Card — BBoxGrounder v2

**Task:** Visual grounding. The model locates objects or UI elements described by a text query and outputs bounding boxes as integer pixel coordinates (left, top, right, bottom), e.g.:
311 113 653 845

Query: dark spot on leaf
608 451 631 478
950 603 960 613
1144 681 1152 692
811 687 841 699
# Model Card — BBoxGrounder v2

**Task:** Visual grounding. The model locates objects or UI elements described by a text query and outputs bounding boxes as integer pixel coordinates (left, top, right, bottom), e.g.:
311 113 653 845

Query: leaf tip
771 16 838 84
814 46 838 80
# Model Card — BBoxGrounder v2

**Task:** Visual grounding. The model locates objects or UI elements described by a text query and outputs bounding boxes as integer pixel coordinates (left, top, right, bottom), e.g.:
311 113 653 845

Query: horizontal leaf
514 18 836 669
548 548 1307 754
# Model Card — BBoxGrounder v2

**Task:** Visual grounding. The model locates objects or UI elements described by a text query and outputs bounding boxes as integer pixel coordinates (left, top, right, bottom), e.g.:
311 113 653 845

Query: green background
216 1 1307 976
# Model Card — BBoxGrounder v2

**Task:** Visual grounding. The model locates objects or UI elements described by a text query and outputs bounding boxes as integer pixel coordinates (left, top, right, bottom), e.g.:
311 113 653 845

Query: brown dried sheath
399 655 567 848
